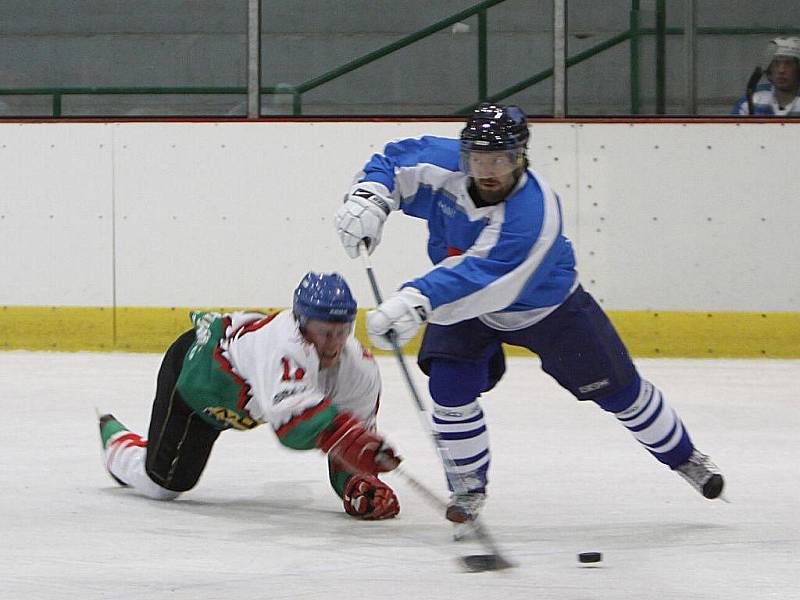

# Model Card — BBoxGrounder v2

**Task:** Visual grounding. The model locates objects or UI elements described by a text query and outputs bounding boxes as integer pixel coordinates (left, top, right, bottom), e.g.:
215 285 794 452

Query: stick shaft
362 257 429 416
358 247 508 559
746 66 762 114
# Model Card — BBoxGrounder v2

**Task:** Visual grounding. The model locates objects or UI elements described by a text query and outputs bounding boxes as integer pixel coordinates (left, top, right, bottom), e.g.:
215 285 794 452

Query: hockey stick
358 244 514 572
334 449 505 571
745 66 763 115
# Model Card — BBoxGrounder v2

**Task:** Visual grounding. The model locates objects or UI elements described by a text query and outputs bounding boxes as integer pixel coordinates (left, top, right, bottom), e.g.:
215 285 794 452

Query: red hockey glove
317 413 401 474
343 474 400 520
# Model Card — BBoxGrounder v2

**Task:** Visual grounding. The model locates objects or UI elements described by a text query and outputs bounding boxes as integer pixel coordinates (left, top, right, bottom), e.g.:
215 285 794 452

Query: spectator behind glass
733 37 800 116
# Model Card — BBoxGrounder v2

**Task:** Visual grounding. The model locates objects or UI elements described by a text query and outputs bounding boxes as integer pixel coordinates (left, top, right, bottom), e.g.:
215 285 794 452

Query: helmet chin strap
295 315 309 337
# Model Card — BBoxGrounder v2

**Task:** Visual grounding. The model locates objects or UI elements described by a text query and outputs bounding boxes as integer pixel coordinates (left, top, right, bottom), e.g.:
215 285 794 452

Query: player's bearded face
464 149 522 204
303 320 354 368
473 170 518 204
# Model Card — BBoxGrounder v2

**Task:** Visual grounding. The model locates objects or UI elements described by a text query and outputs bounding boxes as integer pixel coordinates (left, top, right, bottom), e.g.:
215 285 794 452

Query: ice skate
447 491 486 540
98 413 131 486
675 450 724 499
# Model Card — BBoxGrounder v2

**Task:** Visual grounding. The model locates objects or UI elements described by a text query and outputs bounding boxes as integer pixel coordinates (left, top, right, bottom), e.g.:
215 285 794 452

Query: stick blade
460 554 515 573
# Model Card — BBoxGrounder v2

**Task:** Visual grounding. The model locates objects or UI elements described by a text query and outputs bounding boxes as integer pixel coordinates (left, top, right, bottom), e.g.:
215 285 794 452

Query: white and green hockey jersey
176 309 381 452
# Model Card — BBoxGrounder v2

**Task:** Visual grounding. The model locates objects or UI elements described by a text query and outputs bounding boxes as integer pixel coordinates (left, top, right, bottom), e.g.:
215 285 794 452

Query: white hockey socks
100 417 179 501
612 379 693 468
431 398 491 492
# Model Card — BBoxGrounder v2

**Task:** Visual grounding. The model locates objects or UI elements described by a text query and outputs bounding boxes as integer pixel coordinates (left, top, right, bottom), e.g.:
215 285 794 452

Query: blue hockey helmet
459 103 529 179
293 272 357 324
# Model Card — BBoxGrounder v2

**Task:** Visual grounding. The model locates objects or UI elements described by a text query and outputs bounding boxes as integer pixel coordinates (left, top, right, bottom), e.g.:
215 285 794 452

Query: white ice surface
0 353 798 600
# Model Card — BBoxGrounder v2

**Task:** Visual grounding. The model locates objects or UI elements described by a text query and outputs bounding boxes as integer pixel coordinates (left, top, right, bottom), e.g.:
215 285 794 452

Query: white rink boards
1 120 798 312
0 352 798 600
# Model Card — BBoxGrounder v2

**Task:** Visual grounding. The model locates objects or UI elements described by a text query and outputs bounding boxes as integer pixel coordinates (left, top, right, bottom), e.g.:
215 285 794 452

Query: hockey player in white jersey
335 103 725 525
733 37 800 115
98 272 401 520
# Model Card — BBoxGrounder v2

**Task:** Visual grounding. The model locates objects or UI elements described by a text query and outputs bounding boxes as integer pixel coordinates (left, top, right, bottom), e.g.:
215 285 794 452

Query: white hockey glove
335 181 397 259
367 287 431 350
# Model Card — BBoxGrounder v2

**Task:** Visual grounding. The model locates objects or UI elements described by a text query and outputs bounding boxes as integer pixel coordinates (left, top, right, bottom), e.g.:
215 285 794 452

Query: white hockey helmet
766 37 800 68
771 37 800 59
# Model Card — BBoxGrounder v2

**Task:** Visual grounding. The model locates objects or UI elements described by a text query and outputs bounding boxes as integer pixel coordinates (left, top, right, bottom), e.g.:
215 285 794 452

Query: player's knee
147 487 182 501
131 468 184 501
593 374 642 413
145 461 202 495
429 358 488 407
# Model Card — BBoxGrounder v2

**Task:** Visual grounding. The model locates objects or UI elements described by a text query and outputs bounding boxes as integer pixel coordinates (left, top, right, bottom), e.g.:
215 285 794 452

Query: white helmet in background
763 37 800 90
772 37 800 58
766 37 800 67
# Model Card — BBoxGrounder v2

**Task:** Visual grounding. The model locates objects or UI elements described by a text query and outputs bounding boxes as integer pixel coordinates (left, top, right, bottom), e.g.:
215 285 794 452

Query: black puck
578 552 602 563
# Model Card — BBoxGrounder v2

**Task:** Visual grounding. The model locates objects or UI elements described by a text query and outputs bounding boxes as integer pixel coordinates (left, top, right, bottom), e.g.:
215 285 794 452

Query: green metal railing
289 0 504 114
0 86 243 119
2 0 800 118
457 27 635 114
0 0 507 118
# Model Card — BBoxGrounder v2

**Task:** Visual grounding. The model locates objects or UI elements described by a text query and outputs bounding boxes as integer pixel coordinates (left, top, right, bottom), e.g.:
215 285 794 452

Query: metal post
293 90 302 116
553 0 567 117
478 10 488 101
247 0 261 119
630 0 640 114
656 0 666 114
683 0 697 115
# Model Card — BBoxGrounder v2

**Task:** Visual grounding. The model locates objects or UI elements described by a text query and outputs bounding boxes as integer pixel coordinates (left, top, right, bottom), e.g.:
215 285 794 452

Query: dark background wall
0 0 798 117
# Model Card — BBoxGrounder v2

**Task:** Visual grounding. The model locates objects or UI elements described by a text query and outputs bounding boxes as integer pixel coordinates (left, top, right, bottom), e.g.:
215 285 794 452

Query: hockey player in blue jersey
733 37 800 115
335 102 725 525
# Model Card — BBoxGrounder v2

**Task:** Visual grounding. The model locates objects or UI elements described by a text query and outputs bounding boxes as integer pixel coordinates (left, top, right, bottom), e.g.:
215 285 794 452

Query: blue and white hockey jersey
732 83 800 116
356 136 578 330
